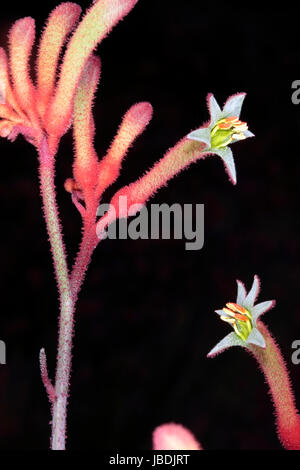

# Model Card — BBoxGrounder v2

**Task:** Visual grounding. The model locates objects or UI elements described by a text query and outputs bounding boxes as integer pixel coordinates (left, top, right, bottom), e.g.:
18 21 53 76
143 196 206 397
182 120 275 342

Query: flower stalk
249 321 300 450
38 138 73 449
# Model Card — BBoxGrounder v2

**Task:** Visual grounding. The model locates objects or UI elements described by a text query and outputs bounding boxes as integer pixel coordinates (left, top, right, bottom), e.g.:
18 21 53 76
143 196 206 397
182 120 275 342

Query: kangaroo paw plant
2 0 292 452
0 0 254 449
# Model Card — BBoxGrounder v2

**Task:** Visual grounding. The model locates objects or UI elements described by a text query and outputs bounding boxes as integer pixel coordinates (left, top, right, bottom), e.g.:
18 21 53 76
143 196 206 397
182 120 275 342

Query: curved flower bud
8 17 39 127
153 423 202 450
36 2 82 120
0 48 25 116
73 54 101 206
96 101 153 198
45 0 139 150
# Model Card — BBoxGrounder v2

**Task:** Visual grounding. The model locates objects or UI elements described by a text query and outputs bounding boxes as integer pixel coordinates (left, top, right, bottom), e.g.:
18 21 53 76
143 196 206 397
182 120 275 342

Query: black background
0 0 299 450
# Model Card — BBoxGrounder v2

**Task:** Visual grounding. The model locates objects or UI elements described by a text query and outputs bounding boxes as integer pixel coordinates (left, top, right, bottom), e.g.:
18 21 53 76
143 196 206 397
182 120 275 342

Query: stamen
210 116 249 149
221 302 253 341
234 313 249 322
233 323 247 341
225 116 239 123
232 133 246 140
218 122 232 130
226 303 247 314
220 315 236 324
222 307 236 317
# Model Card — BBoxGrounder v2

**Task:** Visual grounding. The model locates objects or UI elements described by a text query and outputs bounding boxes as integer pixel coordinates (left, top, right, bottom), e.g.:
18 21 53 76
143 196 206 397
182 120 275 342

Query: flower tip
10 16 35 39
228 91 246 100
225 159 237 184
102 0 140 21
121 0 139 7
206 347 222 359
253 274 261 294
206 92 214 104
129 101 153 126
153 423 202 450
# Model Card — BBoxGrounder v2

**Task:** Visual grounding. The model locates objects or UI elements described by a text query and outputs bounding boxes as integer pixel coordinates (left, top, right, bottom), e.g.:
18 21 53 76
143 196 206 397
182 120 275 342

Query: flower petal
207 332 245 358
243 275 260 309
243 130 255 138
214 147 237 185
207 93 222 123
252 300 276 322
215 309 225 316
246 327 266 348
222 93 246 118
187 127 211 146
236 279 247 305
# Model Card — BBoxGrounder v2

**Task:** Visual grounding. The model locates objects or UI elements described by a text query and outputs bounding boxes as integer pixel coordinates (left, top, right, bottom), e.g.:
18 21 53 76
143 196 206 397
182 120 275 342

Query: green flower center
210 116 248 149
220 303 253 342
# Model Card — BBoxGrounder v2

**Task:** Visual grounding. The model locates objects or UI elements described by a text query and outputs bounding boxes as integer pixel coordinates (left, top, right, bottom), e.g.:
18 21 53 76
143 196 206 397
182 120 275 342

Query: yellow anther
234 123 248 132
226 303 246 314
222 307 236 317
225 116 239 123
232 133 246 140
226 303 252 319
220 315 236 324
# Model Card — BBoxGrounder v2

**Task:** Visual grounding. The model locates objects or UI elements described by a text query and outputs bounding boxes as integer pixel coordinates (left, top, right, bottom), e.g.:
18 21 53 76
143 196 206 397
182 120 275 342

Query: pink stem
38 137 73 450
70 219 99 302
39 348 56 404
249 321 300 449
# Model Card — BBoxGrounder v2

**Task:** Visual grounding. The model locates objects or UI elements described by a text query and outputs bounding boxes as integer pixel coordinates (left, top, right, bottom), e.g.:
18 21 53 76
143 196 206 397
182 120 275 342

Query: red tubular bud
45 0 139 142
8 17 39 127
73 55 101 203
96 101 153 198
36 2 82 121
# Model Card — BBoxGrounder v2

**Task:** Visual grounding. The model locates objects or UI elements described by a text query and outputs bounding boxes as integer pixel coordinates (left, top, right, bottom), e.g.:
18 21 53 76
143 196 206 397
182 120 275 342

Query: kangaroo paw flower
207 275 300 450
207 275 275 357
187 93 254 185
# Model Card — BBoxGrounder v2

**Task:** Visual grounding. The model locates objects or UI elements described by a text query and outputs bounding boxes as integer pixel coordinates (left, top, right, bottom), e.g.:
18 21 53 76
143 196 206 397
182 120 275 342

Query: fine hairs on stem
2 0 294 452
1 1 252 449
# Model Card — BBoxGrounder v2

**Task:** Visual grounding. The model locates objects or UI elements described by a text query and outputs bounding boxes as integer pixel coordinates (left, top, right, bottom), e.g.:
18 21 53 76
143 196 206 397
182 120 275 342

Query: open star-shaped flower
207 275 275 357
187 93 254 185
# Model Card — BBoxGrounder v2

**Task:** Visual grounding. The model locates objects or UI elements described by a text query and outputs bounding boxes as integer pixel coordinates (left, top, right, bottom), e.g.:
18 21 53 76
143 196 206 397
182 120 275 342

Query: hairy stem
249 321 300 450
38 137 73 450
70 219 99 303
